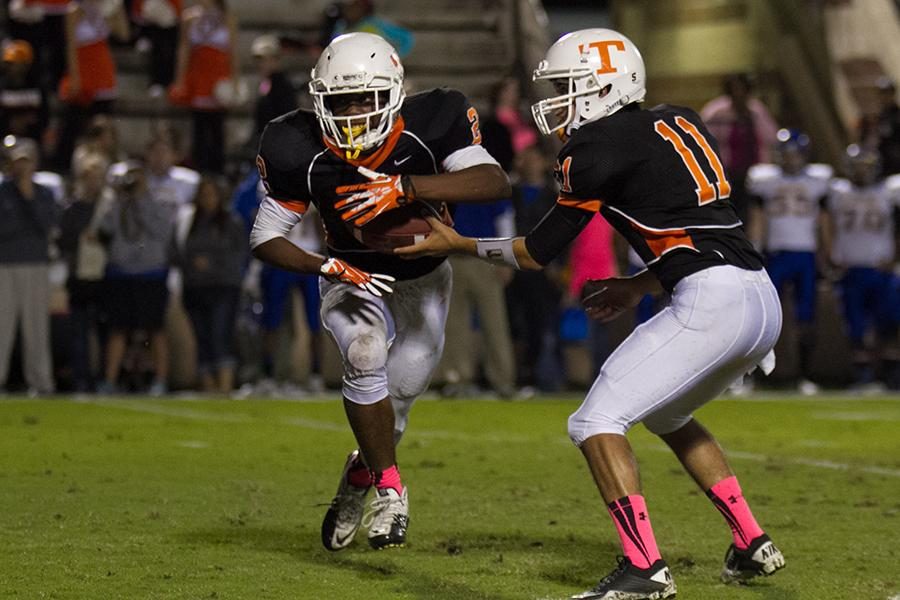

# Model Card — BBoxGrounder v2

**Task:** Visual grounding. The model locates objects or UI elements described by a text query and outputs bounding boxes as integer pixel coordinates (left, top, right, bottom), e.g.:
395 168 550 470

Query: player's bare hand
394 216 463 259
581 277 643 323
335 166 412 226
320 257 395 297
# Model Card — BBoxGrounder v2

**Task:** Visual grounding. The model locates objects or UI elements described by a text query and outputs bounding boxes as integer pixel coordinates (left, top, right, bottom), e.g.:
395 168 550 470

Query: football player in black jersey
397 28 785 599
249 32 510 551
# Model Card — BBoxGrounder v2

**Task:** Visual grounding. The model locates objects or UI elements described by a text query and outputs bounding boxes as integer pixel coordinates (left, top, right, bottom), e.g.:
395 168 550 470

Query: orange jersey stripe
557 195 604 213
274 198 309 214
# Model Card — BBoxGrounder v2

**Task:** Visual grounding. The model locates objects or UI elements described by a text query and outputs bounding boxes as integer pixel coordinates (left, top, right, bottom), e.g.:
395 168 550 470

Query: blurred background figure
142 128 200 208
0 40 49 154
71 114 121 174
441 201 517 398
0 136 59 394
170 0 239 173
565 212 618 382
506 146 563 392
96 161 175 394
321 0 414 58
172 175 246 394
55 0 130 173
57 151 110 392
485 77 538 158
7 0 70 91
746 129 833 395
859 77 900 177
701 73 779 223
131 0 182 96
826 145 900 391
247 34 297 154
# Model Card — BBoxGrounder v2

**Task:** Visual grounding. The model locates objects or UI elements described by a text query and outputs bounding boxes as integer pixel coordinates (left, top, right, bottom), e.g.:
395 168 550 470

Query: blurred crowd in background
1 0 899 398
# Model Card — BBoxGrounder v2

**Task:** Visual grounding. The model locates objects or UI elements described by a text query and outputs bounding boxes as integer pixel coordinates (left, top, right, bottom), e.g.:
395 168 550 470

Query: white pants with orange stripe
568 265 782 444
320 261 452 440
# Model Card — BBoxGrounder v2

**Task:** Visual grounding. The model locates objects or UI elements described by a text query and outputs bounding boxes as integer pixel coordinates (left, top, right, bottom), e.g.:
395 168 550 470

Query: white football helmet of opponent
310 32 405 158
532 28 646 138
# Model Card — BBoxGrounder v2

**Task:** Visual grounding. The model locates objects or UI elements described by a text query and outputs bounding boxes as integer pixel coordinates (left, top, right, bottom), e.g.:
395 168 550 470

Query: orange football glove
335 166 415 226
320 257 395 297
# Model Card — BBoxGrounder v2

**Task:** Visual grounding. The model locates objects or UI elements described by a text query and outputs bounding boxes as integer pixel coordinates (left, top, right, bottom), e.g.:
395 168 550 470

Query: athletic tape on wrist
475 237 519 269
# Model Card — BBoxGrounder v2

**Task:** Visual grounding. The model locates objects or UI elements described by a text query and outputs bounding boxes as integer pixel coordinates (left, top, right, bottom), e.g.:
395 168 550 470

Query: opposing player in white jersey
747 129 832 394
826 145 900 390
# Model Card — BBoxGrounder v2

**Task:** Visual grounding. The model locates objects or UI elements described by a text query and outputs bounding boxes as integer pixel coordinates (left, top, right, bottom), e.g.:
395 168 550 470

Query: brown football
350 201 453 253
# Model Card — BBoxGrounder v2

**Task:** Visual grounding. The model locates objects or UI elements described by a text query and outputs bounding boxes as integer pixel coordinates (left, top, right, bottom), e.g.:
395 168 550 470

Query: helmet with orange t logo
532 28 646 138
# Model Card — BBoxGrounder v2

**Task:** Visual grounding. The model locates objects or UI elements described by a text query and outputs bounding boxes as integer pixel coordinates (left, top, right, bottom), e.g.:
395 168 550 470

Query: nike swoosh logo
393 156 412 165
334 528 357 547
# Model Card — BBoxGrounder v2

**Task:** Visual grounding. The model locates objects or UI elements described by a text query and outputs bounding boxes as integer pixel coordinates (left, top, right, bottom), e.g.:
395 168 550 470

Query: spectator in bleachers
325 0 414 58
701 73 779 223
71 114 122 174
54 0 130 172
144 129 199 207
746 130 832 395
0 40 49 152
170 0 239 173
172 175 246 393
0 136 59 394
251 35 297 137
131 0 182 96
56 151 109 392
860 77 900 176
487 77 538 156
96 161 175 394
826 145 900 390
506 146 563 391
7 0 70 90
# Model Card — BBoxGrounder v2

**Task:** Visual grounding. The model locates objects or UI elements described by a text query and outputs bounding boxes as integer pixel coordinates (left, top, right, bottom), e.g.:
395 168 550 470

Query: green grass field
1 394 898 600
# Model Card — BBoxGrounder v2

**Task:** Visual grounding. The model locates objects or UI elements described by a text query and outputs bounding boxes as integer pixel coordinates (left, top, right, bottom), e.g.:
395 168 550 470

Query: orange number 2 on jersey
654 117 731 205
467 107 482 144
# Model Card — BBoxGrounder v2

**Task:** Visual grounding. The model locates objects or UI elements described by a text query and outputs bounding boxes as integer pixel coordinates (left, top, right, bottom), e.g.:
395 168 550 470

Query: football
350 201 453 253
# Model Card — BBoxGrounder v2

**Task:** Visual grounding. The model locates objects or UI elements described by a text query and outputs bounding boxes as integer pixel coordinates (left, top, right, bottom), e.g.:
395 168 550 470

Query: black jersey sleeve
554 131 626 211
256 115 314 214
423 88 484 165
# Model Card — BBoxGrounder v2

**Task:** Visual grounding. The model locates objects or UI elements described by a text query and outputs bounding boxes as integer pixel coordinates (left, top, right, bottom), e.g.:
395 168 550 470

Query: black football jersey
256 88 483 280
551 104 764 291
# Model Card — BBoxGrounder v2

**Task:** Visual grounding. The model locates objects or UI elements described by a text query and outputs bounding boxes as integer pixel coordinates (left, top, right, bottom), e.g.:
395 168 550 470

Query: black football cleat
571 557 676 600
721 533 785 583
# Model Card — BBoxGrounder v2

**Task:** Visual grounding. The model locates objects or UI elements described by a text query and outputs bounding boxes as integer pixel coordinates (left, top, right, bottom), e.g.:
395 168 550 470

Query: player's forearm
408 164 511 203
252 237 325 275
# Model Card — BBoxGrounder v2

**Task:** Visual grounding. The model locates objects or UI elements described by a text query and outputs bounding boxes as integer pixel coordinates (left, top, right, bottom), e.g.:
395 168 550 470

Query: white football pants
568 265 782 444
320 261 452 440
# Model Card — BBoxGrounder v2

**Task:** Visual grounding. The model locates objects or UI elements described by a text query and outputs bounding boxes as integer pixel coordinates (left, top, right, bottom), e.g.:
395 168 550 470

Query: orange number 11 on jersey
654 116 731 205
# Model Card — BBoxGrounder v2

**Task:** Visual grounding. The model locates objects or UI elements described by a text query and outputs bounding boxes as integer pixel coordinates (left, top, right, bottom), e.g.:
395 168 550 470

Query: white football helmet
531 28 646 137
310 32 405 157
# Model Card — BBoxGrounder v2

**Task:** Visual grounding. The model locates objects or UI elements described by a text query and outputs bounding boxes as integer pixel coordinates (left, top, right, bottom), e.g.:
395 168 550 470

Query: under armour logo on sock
728 495 739 504
639 512 646 520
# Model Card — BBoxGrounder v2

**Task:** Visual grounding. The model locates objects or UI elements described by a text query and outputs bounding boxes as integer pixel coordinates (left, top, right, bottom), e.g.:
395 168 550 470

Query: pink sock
607 495 662 570
373 465 403 494
707 476 765 550
346 455 373 488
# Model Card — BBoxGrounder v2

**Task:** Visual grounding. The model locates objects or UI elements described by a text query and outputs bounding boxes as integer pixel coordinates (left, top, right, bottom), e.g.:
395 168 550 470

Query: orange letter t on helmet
580 40 627 75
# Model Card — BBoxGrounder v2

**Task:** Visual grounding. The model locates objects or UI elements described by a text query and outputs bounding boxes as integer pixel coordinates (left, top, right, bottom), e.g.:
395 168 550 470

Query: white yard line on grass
90 399 900 479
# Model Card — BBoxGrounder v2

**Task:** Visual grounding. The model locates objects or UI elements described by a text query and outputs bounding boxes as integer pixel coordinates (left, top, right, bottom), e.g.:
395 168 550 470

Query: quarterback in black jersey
249 32 509 552
398 29 785 599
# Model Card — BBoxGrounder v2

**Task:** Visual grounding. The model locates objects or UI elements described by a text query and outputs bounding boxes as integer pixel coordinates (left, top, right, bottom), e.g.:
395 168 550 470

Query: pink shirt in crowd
568 215 618 299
